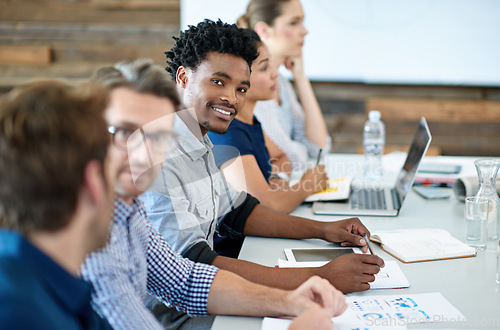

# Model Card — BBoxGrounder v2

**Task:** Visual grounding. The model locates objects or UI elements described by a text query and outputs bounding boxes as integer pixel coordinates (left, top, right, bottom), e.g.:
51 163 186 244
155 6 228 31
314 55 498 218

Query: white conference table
212 154 500 329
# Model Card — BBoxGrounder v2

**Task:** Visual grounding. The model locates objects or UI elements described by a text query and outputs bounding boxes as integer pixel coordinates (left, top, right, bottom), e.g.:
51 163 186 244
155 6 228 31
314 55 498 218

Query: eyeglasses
108 126 178 154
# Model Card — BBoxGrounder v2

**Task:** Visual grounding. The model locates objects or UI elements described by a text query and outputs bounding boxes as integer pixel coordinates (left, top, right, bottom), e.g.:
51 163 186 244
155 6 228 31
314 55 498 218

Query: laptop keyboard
350 188 387 210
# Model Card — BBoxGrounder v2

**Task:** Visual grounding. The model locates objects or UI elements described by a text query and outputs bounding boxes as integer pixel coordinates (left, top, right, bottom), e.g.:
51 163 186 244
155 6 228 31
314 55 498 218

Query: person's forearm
243 204 327 239
212 256 316 291
270 154 292 174
253 170 326 213
293 74 328 147
255 182 309 213
206 268 307 316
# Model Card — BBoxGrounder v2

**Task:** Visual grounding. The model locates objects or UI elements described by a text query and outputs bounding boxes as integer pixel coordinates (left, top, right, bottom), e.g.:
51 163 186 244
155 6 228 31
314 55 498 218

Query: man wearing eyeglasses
80 59 347 330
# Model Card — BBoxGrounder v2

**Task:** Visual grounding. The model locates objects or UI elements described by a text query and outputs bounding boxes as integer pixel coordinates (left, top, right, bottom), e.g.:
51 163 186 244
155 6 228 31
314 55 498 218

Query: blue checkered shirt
81 197 218 330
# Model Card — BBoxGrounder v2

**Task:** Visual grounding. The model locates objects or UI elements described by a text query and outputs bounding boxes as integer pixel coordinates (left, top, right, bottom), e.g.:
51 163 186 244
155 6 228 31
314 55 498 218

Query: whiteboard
181 0 500 86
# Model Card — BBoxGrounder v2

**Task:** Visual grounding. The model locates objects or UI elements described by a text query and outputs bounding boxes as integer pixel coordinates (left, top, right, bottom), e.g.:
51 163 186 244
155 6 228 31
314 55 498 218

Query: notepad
370 228 476 263
304 176 353 202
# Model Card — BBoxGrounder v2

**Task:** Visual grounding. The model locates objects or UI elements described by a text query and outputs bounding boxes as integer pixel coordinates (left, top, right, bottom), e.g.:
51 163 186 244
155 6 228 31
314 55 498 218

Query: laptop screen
394 117 432 207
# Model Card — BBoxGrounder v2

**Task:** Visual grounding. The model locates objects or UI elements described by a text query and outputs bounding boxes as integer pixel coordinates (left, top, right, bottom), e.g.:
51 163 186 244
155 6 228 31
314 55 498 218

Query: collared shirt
80 198 218 330
254 74 331 171
0 230 110 330
141 114 245 257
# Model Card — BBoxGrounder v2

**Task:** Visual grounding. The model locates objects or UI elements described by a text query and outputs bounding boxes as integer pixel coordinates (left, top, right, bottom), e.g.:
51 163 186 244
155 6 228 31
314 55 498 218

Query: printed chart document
262 315 406 330
304 176 353 202
280 248 409 289
370 228 476 263
262 292 465 330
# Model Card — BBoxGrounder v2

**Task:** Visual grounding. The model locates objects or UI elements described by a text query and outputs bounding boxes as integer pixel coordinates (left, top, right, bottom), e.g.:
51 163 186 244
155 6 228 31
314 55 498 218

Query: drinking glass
465 196 489 251
474 159 500 240
497 239 500 284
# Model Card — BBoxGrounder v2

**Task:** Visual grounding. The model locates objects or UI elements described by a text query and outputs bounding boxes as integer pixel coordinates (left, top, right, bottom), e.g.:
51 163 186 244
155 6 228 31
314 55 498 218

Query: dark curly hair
165 19 259 80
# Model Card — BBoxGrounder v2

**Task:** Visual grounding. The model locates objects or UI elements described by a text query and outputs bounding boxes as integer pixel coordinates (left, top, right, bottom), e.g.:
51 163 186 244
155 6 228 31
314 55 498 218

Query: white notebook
304 176 353 202
370 228 476 263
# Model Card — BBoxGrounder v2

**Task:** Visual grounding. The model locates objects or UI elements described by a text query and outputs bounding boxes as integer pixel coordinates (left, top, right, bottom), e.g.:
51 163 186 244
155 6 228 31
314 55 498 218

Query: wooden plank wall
0 0 180 87
0 45 52 65
367 98 500 123
365 98 500 156
1 0 499 156
314 82 500 156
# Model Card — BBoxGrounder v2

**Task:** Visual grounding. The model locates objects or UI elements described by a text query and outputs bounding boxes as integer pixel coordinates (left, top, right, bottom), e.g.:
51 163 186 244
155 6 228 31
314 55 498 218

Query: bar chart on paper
262 292 464 330
344 292 465 324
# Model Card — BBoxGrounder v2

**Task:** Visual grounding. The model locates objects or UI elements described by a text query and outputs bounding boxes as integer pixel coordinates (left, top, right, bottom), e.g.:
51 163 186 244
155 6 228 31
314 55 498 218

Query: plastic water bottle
363 110 385 180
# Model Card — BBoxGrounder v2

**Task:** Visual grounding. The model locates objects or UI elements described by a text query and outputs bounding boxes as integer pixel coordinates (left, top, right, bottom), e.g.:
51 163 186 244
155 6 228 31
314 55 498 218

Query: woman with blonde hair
237 0 331 171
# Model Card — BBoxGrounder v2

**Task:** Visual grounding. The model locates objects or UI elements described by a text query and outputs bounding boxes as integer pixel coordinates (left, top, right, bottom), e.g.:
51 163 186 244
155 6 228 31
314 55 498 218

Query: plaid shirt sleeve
82 228 167 330
81 199 219 329
143 213 219 316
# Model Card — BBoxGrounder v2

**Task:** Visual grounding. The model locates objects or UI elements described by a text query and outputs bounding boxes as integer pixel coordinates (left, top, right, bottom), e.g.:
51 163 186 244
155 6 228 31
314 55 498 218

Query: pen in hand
316 148 323 166
363 233 375 255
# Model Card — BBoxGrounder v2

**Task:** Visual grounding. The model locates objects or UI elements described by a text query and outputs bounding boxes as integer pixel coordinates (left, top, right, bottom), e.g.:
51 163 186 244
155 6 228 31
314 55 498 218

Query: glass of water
497 239 500 284
465 196 489 251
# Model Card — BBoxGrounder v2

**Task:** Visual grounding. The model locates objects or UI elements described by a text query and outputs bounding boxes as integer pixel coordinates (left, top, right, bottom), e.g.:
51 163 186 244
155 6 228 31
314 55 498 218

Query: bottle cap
368 110 381 121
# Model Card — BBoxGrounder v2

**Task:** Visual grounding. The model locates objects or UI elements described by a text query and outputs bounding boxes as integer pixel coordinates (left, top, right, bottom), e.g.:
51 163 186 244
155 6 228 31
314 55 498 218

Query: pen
363 233 375 255
315 148 323 166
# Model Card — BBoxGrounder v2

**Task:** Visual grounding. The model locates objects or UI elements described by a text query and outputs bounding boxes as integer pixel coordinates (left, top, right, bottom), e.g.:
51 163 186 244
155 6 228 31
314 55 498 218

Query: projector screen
181 0 500 86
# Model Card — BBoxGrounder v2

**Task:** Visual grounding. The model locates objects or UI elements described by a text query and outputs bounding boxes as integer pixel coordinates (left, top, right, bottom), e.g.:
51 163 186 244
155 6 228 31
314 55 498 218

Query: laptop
312 117 432 217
